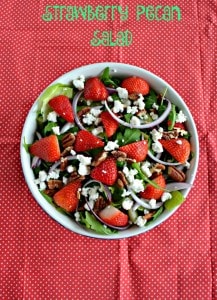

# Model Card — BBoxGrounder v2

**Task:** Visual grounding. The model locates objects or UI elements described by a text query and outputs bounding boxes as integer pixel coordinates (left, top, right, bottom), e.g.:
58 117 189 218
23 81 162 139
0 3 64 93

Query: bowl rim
20 62 199 239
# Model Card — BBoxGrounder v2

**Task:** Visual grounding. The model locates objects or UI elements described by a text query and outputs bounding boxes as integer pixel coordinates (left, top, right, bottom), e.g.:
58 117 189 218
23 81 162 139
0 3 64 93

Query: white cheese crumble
149 199 157 208
47 111 58 122
38 170 47 182
152 141 164 153
78 164 90 176
161 192 172 202
90 107 102 117
134 216 147 227
116 87 128 99
112 100 125 113
129 179 145 193
67 165 75 173
70 149 76 156
107 96 114 102
184 161 191 169
150 128 163 142
152 103 159 110
76 155 92 166
74 212 81 222
127 106 138 114
123 166 138 183
83 113 96 125
62 176 68 185
92 126 104 136
134 94 145 110
73 75 85 90
47 169 60 180
130 116 141 126
150 112 158 120
81 186 99 201
104 140 119 151
176 110 187 123
121 189 132 197
52 126 60 135
141 161 152 178
84 200 95 211
122 198 134 210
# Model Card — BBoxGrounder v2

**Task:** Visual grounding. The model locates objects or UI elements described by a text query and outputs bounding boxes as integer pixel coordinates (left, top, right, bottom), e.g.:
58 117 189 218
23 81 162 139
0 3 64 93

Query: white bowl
20 62 199 239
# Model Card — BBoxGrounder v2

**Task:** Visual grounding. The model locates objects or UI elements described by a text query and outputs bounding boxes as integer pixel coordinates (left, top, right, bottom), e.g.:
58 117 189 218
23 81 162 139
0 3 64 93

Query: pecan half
60 157 68 171
151 163 166 175
68 171 86 183
168 166 186 182
77 107 91 118
47 180 63 190
91 151 108 167
62 133 75 148
162 130 179 140
144 212 155 220
128 93 138 100
111 150 127 159
93 196 109 213
61 146 74 157
118 171 128 186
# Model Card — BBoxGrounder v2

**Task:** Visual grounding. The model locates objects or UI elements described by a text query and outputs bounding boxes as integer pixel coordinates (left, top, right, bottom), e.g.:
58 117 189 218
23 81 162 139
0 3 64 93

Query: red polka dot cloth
0 0 216 299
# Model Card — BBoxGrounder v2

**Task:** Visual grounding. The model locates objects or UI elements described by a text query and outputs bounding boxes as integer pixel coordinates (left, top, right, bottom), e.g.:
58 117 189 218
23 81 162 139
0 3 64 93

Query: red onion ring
32 156 41 168
106 87 117 95
49 155 77 173
166 182 192 192
72 91 86 130
148 150 182 166
127 187 163 209
105 98 171 129
82 180 130 230
60 122 74 134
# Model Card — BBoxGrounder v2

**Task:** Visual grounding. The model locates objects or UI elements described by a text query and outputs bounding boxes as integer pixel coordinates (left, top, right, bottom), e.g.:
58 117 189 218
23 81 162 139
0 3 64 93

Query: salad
25 67 193 235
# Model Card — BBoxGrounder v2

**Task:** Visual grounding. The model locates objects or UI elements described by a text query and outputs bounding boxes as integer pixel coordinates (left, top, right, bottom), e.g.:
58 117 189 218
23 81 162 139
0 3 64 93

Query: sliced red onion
72 91 103 132
166 182 192 192
60 122 74 134
105 98 171 129
148 150 182 166
72 91 86 130
82 180 130 230
49 155 77 173
128 187 163 210
106 87 117 95
32 156 41 168
36 131 42 140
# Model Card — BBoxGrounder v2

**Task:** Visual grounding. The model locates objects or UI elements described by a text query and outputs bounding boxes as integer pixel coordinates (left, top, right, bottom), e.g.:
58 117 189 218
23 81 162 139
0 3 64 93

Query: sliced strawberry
140 174 166 200
167 120 186 130
49 95 74 123
99 206 129 227
100 111 119 137
159 138 190 163
84 77 108 101
74 130 104 152
121 76 150 96
29 135 60 162
119 140 148 162
53 179 82 212
90 157 117 186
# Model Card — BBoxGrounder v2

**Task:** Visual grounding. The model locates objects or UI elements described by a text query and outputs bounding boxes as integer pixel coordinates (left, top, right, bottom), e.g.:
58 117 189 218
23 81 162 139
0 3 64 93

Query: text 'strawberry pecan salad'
25 67 194 235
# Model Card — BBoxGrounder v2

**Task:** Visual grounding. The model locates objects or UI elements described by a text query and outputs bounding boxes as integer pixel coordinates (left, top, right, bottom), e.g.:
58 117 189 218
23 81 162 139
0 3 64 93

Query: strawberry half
140 174 166 200
167 120 186 130
121 76 150 96
29 135 60 162
99 206 129 227
53 179 82 212
49 95 74 123
84 77 108 101
119 140 148 162
90 157 117 186
100 111 119 137
74 130 104 152
159 138 190 163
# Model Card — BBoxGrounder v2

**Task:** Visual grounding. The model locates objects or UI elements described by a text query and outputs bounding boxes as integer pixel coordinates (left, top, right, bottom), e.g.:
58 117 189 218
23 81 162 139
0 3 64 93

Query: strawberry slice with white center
99 206 129 227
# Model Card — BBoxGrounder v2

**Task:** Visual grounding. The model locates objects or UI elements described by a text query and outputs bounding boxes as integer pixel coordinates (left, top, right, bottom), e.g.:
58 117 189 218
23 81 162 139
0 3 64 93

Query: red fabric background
1 0 216 299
